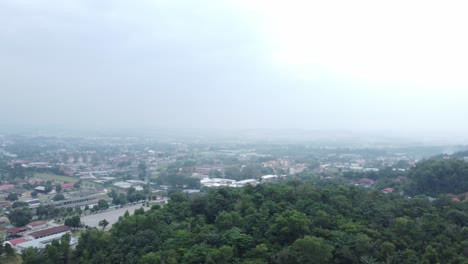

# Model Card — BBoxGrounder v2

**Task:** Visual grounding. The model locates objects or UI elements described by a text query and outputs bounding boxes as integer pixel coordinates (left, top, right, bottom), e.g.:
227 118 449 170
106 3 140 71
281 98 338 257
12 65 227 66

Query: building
3 237 29 251
7 227 27 236
16 233 79 254
55 197 98 210
28 225 71 239
261 175 278 182
27 221 48 231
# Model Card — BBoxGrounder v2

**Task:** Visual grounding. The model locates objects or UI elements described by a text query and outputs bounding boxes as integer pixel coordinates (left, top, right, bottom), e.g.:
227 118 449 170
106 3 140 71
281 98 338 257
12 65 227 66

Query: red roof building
7 227 27 235
28 225 71 239
5 237 28 246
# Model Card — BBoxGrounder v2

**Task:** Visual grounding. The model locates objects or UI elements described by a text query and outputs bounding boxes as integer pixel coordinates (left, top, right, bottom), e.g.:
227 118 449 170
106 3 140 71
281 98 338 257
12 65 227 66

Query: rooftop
29 225 71 239
28 221 47 227
5 237 29 246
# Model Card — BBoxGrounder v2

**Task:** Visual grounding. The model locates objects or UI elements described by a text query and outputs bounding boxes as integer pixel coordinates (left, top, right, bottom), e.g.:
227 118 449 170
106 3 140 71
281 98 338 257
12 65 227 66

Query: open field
0 255 22 264
33 173 79 183
80 204 149 230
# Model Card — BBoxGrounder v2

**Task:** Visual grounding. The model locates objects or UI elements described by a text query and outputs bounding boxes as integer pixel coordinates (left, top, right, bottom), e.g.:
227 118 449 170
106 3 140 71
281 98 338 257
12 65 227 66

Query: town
1 132 465 257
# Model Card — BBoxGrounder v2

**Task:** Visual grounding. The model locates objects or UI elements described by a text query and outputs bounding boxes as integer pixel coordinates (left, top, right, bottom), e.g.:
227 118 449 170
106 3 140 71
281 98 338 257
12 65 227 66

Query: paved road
80 204 149 230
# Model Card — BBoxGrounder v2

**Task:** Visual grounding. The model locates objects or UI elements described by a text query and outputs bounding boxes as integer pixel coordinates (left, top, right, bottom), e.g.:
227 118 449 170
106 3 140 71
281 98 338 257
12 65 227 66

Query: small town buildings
201 178 237 188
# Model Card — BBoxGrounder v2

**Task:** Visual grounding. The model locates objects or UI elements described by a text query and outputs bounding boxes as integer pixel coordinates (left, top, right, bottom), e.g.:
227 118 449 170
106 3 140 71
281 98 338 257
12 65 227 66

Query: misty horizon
2 1 468 138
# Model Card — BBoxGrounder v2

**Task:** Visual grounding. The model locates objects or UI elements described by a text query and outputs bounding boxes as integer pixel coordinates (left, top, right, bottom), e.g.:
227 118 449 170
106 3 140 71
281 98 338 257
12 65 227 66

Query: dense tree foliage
25 180 468 264
405 159 468 196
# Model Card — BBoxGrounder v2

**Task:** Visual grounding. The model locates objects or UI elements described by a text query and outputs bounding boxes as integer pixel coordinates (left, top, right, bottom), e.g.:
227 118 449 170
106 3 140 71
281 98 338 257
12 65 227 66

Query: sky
1 0 468 137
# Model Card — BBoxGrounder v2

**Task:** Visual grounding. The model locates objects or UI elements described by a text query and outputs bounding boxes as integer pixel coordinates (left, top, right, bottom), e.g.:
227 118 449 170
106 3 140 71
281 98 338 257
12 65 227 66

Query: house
381 188 394 194
28 225 71 239
27 221 48 231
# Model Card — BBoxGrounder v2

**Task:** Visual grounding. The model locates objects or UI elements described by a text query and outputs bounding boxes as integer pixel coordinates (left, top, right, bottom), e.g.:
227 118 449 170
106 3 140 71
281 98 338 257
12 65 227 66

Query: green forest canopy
20 180 468 264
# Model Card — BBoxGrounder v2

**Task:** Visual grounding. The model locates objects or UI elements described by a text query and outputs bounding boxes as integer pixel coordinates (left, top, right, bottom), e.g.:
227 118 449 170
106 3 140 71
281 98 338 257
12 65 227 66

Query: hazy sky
1 0 468 135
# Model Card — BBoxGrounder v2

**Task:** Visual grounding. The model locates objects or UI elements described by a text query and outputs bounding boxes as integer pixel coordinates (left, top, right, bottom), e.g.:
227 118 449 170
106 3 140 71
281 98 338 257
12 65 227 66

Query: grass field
0 255 22 264
33 173 79 183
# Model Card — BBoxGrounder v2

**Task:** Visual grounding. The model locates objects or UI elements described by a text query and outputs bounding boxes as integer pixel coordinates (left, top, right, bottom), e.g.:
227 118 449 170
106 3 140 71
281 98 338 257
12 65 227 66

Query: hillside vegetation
405 158 468 196
21 180 468 264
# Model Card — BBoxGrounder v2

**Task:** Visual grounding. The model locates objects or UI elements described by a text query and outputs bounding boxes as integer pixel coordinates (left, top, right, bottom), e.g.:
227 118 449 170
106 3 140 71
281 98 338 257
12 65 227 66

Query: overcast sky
1 0 468 136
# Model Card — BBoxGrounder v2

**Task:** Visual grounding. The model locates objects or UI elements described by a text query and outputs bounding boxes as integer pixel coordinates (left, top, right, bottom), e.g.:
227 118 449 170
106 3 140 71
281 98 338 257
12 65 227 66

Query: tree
45 181 53 193
4 243 15 256
65 215 81 229
8 207 32 226
53 193 65 201
140 252 161 264
99 219 109 230
31 191 38 198
98 199 109 210
55 184 62 193
290 236 334 264
269 210 311 244
7 192 19 201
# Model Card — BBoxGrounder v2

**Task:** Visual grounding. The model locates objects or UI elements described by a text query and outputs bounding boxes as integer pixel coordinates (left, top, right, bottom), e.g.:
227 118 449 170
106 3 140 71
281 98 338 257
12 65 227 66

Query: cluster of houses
200 174 281 188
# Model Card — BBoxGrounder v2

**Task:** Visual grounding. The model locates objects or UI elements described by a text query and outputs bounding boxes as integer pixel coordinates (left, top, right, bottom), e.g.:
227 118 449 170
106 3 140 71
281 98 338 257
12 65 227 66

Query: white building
16 233 78 254
261 175 278 182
